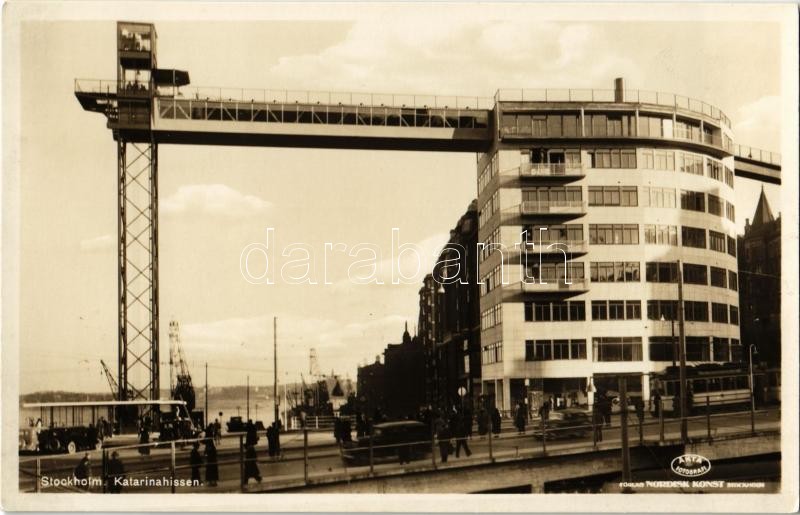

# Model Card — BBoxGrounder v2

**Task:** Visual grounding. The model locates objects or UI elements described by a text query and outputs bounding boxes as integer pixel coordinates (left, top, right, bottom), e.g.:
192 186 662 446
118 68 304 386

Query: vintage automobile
36 426 102 454
225 416 265 433
532 408 592 439
341 421 430 465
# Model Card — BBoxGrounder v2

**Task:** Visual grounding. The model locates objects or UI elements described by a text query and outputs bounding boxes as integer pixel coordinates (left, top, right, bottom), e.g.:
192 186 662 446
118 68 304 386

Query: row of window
649 337 742 362
523 299 739 325
646 300 739 325
480 304 503 331
525 339 587 361
479 261 738 292
588 186 638 206
591 300 642 320
680 190 736 222
479 190 499 229
480 336 743 364
523 186 582 203
478 153 499 193
482 341 503 364
512 147 733 188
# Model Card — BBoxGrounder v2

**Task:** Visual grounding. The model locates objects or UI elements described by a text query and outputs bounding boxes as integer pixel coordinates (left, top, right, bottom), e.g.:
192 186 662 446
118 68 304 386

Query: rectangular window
535 302 551 321
707 158 723 182
725 201 736 222
683 263 708 285
728 271 738 291
552 301 569 321
647 300 679 320
645 262 678 283
681 190 706 212
727 236 737 257
709 231 726 253
649 337 676 362
710 267 727 288
592 337 643 362
730 305 739 325
713 337 730 362
553 339 570 360
570 339 587 360
707 194 723 216
684 301 709 322
589 149 636 169
592 300 608 320
712 302 729 323
626 300 642 320
569 301 586 321
686 336 711 361
682 226 706 249
608 300 625 320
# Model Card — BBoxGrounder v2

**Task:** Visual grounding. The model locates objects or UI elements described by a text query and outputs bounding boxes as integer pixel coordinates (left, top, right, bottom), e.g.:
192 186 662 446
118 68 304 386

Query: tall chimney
614 77 625 102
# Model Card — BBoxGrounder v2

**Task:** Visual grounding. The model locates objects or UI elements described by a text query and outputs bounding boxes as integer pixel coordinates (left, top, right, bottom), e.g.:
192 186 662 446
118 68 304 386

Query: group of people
433 407 474 463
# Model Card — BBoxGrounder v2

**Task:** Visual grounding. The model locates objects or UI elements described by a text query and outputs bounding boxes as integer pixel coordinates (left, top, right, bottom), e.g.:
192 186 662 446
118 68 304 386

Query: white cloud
266 20 631 96
734 95 781 151
160 184 272 219
80 234 114 252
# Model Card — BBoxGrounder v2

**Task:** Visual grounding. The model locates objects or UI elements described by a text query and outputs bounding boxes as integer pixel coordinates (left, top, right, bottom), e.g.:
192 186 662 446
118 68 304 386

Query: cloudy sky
18 6 786 393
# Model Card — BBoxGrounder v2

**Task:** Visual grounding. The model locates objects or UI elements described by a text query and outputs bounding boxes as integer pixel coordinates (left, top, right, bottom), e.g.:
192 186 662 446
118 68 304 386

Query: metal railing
734 144 781 166
519 163 585 177
19 404 780 493
495 88 732 128
519 199 587 215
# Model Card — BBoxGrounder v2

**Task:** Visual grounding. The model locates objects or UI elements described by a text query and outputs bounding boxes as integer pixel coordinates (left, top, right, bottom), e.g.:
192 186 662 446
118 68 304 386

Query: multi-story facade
738 189 781 367
430 201 482 410
477 79 742 412
383 324 427 418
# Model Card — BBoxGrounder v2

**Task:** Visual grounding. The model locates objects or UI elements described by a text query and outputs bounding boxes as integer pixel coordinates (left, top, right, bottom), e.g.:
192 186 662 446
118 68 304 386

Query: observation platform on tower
75 80 782 183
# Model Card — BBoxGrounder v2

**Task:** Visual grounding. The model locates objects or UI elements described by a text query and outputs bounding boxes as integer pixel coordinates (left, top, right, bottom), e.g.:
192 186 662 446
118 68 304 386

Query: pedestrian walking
476 407 488 437
651 391 662 418
454 411 472 458
514 402 527 434
138 425 150 456
204 440 219 487
436 417 452 463
592 403 604 443
245 419 258 447
538 401 550 423
491 407 502 437
106 451 125 493
243 444 262 484
214 418 222 445
355 413 366 438
189 441 203 486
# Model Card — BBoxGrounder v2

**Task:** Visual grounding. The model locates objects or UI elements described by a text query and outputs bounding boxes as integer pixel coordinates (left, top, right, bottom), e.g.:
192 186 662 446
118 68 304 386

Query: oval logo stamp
670 454 712 477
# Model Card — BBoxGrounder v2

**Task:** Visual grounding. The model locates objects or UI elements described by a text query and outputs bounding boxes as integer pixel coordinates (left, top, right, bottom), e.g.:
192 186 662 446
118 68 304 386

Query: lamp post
748 344 757 434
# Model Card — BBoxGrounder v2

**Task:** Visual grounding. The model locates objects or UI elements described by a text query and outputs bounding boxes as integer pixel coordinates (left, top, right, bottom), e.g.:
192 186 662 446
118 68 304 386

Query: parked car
532 409 592 439
36 426 101 454
341 421 430 465
225 416 265 433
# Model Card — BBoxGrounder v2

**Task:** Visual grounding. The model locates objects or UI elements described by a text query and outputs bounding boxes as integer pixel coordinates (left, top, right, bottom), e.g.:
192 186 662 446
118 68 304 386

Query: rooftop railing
734 144 781 166
495 88 732 128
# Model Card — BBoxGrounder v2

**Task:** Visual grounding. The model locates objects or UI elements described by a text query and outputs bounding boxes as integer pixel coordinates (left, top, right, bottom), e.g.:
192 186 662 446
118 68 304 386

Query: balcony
521 239 588 255
518 278 589 294
518 163 585 179
519 200 587 217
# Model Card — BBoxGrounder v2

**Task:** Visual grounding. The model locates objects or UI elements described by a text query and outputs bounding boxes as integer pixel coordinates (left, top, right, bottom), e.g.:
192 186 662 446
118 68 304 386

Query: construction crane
100 359 119 398
168 319 196 413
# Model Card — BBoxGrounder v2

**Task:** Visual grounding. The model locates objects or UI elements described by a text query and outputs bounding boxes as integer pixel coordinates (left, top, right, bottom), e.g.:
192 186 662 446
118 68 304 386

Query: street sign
457 387 467 397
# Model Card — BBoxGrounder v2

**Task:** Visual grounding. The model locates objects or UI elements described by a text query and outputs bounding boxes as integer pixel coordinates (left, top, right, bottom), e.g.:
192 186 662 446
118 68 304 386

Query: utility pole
677 260 688 443
619 376 631 483
274 317 279 425
205 362 208 425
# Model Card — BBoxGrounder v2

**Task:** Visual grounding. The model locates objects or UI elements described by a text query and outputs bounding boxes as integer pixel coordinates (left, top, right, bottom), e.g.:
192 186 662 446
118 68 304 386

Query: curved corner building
477 79 741 412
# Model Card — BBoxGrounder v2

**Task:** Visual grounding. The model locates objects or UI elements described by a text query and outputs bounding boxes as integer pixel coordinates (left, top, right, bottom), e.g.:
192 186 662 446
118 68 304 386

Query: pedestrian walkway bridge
75 81 782 183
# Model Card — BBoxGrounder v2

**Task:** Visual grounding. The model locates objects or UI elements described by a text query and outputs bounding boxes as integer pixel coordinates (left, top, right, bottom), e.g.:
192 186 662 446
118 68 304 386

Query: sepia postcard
2 1 798 512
